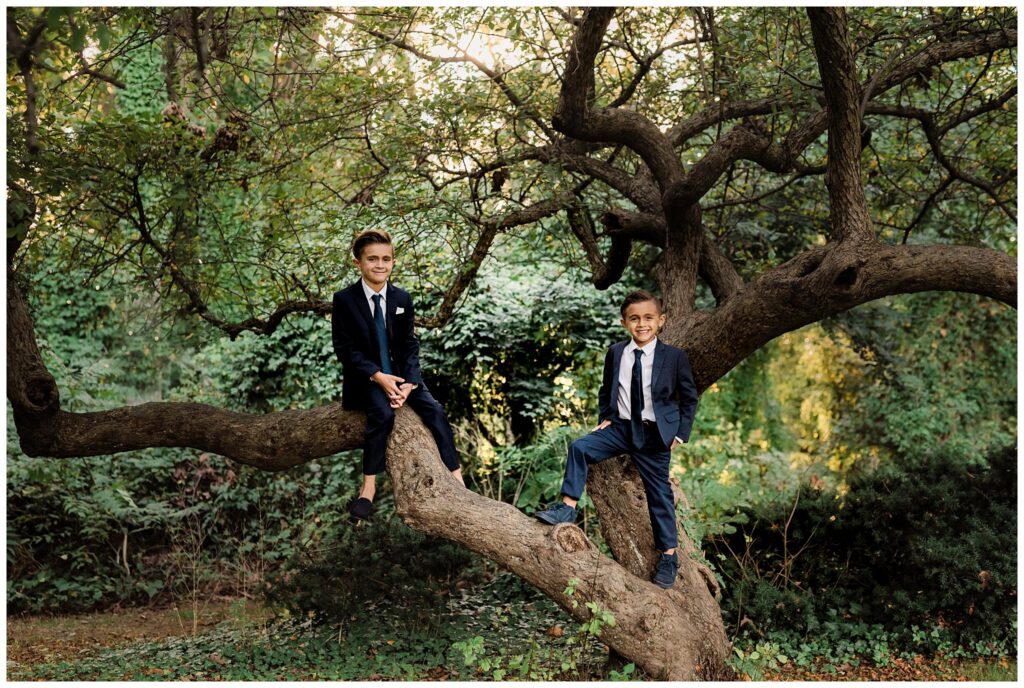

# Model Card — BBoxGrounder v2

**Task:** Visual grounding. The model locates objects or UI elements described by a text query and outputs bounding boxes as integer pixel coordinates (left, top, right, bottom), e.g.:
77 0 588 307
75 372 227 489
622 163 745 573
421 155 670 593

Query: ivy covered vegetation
7 5 1016 680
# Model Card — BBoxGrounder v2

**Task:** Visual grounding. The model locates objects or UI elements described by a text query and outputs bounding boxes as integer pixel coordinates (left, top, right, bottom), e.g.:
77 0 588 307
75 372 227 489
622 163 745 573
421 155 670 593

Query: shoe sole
536 514 575 526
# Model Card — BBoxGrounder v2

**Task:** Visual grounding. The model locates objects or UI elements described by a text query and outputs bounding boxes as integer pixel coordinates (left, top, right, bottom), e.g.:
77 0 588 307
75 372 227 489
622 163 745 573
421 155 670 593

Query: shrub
716 445 1017 647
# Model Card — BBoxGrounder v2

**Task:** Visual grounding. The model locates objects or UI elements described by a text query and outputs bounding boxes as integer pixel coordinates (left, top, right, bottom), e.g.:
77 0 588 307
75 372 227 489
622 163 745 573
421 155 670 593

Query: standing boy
332 229 464 524
534 290 698 589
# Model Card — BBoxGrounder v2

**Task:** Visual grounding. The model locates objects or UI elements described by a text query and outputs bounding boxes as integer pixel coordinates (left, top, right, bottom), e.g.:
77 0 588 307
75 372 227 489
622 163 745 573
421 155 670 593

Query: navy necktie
630 349 645 449
372 294 392 375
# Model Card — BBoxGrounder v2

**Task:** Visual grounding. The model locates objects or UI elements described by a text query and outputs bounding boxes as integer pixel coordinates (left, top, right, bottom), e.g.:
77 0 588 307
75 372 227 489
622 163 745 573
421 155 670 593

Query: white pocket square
396 307 406 314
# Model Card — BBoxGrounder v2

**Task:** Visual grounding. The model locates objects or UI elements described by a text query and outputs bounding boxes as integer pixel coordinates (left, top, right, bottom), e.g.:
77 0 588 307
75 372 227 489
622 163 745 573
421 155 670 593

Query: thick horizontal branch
677 241 1017 390
14 402 364 469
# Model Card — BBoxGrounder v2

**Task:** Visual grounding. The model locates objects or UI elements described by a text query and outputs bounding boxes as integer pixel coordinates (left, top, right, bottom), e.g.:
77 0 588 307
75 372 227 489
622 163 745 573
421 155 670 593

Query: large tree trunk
389 411 733 680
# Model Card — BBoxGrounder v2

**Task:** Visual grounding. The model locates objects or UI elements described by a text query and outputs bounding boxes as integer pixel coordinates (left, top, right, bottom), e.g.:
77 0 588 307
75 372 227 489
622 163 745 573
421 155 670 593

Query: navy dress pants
560 419 678 551
363 383 460 475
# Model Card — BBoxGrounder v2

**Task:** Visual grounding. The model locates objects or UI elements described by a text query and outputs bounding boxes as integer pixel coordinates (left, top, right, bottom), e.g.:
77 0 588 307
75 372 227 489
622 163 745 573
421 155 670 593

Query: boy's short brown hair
351 229 393 259
620 290 663 317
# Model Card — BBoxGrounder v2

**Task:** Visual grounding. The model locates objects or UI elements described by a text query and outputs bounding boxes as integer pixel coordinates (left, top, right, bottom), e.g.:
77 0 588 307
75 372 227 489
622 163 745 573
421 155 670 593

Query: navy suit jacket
331 280 423 411
598 339 699 449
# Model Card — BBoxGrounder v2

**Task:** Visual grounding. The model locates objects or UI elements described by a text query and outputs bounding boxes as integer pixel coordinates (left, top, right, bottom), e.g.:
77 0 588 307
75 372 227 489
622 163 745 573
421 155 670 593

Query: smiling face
621 299 666 347
353 241 394 291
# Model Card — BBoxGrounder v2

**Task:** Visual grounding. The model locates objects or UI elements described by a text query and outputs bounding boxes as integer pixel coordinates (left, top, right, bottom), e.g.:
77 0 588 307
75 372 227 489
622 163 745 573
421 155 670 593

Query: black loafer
347 497 373 525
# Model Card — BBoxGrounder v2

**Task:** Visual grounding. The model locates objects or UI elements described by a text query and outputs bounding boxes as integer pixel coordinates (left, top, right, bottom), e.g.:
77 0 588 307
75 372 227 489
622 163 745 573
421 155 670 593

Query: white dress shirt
361 279 388 329
615 337 684 446
617 338 657 422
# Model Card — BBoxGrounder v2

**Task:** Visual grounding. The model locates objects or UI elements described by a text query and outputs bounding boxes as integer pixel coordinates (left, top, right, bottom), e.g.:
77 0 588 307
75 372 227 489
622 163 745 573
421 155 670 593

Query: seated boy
534 290 698 589
332 229 464 524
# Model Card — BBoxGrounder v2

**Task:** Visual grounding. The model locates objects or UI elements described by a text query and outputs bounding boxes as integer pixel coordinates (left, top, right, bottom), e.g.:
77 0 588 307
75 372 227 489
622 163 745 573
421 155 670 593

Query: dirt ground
6 597 271 672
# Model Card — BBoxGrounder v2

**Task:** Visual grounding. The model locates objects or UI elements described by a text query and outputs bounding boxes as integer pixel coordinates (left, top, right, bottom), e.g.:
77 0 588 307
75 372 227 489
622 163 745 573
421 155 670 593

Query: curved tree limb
874 26 1017 96
864 100 1017 223
676 241 1017 390
553 8 685 190
653 23 1017 210
607 37 700 108
667 97 784 147
566 204 631 290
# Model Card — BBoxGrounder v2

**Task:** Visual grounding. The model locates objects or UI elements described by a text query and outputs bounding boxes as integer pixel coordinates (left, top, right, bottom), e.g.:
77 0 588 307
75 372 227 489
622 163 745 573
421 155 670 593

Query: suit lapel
651 339 667 391
352 280 374 332
612 341 626 383
385 283 397 342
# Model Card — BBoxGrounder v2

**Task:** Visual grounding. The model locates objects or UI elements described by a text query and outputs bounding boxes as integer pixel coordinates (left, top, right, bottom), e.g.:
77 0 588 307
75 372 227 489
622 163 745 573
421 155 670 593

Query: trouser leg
404 385 461 471
363 386 396 475
560 421 631 500
631 438 678 551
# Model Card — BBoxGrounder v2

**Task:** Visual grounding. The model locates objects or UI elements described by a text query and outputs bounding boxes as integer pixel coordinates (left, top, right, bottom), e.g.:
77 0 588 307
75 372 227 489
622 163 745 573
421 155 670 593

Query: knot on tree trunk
23 374 60 414
552 523 592 553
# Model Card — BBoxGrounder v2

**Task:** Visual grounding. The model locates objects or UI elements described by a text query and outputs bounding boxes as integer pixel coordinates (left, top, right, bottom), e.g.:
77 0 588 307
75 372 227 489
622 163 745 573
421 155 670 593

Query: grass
951 657 1017 681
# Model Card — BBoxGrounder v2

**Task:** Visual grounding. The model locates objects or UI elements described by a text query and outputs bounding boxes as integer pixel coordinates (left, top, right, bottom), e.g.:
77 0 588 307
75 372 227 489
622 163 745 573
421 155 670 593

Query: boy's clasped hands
371 371 417 409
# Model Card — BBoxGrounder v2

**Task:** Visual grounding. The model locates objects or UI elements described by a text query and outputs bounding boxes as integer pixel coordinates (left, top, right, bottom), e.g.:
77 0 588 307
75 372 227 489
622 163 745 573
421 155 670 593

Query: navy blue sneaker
652 552 679 589
535 501 577 525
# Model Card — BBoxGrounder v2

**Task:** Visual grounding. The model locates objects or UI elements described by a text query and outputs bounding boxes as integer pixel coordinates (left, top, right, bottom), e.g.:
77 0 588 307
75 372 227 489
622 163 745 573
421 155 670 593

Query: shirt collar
625 337 658 356
361 279 387 300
